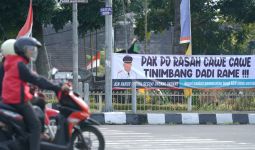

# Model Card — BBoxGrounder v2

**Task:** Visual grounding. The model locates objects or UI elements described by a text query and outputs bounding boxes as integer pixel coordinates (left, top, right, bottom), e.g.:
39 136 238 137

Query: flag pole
186 0 192 111
30 0 33 71
17 0 34 70
29 0 33 71
180 0 193 111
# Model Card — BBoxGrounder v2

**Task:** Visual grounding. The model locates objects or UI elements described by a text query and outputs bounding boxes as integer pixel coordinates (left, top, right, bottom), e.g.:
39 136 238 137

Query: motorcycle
44 95 105 150
0 88 105 150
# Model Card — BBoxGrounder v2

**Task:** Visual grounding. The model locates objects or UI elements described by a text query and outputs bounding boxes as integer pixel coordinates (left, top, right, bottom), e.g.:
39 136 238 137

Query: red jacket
1 55 60 104
2 55 32 104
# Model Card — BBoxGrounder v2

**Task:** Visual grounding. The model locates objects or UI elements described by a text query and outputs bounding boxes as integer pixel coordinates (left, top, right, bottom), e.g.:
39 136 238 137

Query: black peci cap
123 55 133 63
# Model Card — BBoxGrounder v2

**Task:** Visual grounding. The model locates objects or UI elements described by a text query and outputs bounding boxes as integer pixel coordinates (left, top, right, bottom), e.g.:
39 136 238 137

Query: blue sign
100 7 112 16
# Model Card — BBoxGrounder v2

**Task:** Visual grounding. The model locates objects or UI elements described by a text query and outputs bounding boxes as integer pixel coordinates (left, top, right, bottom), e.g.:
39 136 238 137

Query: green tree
1 0 255 77
216 0 255 54
218 0 255 24
128 0 255 55
0 0 57 76
0 0 107 76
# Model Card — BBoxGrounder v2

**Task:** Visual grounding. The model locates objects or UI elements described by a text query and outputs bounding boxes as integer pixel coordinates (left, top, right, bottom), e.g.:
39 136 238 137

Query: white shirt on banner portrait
117 70 137 79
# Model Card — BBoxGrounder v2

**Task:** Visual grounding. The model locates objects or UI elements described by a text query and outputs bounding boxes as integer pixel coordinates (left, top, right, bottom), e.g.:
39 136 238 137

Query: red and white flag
86 51 101 70
17 0 33 38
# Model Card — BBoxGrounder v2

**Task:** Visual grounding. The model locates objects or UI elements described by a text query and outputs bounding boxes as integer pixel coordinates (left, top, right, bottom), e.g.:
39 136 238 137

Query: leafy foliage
78 1 105 34
1 0 255 56
129 0 255 55
0 0 56 40
218 0 255 23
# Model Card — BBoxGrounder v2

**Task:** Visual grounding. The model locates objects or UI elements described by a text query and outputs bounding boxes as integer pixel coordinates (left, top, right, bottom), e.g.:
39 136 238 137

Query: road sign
100 7 112 16
59 0 88 3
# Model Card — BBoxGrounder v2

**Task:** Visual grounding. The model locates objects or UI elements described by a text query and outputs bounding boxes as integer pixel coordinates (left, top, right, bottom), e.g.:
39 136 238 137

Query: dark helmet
14 37 42 61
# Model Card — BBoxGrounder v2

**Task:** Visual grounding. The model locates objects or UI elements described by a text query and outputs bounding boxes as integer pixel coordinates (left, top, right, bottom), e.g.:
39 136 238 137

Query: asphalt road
99 125 255 150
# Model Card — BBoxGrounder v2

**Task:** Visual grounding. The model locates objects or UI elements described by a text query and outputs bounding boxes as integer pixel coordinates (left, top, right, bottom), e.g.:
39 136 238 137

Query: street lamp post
59 0 88 92
72 2 79 92
104 0 113 111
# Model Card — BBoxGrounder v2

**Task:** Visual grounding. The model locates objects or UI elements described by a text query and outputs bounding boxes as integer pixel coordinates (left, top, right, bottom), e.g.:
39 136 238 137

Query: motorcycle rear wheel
71 125 105 150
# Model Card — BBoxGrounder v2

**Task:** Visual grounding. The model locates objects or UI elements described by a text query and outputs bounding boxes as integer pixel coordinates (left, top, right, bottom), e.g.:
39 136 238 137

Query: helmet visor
24 46 38 61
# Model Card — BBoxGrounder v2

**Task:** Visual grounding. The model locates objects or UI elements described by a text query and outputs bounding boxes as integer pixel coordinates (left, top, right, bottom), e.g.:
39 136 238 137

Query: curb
90 112 255 125
47 104 255 125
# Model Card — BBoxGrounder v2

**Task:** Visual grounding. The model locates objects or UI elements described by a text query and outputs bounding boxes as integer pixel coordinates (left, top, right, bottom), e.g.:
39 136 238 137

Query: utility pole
60 0 88 92
122 0 128 52
104 0 113 111
144 0 148 53
72 2 79 92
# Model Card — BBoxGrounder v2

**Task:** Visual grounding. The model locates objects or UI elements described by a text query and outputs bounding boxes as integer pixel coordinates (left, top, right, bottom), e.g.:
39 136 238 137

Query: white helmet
1 39 16 56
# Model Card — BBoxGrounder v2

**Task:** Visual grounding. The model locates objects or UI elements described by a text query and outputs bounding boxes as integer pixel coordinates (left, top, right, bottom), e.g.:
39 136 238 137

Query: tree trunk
33 22 50 77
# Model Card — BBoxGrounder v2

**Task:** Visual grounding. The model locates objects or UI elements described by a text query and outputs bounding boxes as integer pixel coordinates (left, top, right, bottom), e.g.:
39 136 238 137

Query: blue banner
112 79 255 89
180 0 191 44
180 79 255 89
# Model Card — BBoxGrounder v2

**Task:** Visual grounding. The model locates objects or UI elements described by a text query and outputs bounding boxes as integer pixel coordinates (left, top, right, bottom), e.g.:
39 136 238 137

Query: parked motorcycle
0 88 105 150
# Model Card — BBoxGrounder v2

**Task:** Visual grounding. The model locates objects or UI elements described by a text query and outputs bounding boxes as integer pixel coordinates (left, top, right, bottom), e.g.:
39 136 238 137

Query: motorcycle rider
0 37 67 150
0 39 16 97
1 39 47 133
0 39 16 56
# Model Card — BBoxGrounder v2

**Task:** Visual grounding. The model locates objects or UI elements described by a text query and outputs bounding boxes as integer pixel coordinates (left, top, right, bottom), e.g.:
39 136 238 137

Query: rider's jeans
10 102 41 150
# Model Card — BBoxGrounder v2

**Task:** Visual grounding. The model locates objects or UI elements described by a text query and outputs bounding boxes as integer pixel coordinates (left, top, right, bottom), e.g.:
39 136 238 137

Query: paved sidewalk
91 112 255 125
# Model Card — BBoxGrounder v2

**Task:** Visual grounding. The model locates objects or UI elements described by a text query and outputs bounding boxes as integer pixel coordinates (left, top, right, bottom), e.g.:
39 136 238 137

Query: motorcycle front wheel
71 125 105 150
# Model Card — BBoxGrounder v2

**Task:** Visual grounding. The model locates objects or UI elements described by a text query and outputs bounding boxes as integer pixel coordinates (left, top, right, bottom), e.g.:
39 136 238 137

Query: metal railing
44 89 255 112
